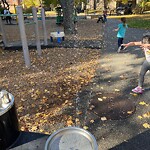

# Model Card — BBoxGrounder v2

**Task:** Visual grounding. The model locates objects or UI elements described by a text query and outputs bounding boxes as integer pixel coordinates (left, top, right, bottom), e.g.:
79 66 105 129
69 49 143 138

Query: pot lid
0 90 14 116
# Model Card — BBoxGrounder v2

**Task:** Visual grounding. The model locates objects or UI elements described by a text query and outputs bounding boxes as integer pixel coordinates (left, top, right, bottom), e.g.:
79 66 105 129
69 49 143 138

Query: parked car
116 6 133 15
116 7 125 15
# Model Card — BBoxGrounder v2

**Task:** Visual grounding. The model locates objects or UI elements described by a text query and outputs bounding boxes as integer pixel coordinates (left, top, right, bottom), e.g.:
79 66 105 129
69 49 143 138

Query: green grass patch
127 18 150 29
108 14 150 29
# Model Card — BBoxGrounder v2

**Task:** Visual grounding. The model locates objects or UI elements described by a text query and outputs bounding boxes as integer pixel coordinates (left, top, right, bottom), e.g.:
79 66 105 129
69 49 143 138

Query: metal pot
0 91 20 150
45 127 98 150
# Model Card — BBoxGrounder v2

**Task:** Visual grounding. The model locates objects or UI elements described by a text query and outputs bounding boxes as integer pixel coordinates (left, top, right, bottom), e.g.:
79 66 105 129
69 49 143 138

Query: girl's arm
140 44 150 49
114 28 119 31
122 41 142 49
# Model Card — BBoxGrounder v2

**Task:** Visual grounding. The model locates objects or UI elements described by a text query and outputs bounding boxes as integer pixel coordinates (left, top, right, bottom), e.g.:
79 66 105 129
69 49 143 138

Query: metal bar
41 8 48 45
32 7 42 56
0 17 7 47
16 6 31 68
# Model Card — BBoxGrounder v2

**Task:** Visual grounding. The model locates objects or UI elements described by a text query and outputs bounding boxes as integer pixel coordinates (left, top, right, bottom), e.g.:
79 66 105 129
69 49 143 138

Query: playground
0 13 103 134
1 9 150 149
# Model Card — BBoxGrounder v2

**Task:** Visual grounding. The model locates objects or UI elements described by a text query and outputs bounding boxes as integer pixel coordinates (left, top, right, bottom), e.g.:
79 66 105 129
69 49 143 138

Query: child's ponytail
121 17 126 27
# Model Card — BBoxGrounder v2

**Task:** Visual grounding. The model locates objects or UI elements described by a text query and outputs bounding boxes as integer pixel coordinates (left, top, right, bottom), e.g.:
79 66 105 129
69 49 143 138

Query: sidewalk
78 18 150 150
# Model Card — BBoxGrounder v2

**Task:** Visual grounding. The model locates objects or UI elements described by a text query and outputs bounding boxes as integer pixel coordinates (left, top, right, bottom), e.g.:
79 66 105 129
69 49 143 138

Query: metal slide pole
41 7 48 45
0 17 7 47
32 7 42 56
16 6 31 68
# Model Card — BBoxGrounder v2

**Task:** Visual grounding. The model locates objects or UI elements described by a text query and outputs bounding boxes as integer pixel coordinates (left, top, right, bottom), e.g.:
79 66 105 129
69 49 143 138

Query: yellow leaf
44 132 49 134
130 93 137 96
143 123 150 129
75 118 80 122
77 111 82 115
139 101 148 106
127 111 133 114
101 117 107 121
90 120 94 123
143 112 150 118
103 96 107 99
31 126 38 131
115 89 120 92
98 98 103 101
137 115 143 119
83 126 88 130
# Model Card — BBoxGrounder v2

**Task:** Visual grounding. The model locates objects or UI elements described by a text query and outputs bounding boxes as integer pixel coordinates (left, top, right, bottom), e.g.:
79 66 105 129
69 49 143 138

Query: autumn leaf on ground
115 89 120 92
101 117 107 121
139 101 149 106
127 111 134 114
119 75 124 79
67 116 74 126
143 123 150 129
143 112 150 118
83 126 88 130
90 120 94 123
137 115 143 119
130 93 137 96
31 126 38 131
98 98 103 101
102 96 107 99
76 111 82 115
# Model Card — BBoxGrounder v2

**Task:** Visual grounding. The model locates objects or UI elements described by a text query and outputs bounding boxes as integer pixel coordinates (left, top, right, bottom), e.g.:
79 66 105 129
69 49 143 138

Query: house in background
86 0 137 12
1 0 22 12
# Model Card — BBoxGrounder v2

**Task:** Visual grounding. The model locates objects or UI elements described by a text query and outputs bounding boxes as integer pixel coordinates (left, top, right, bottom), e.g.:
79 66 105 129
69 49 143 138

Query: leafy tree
22 0 40 8
0 0 9 9
42 0 59 7
138 0 150 13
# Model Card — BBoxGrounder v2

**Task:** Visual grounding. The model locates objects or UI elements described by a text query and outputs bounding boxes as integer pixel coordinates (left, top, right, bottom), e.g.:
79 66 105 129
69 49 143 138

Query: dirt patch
89 93 136 120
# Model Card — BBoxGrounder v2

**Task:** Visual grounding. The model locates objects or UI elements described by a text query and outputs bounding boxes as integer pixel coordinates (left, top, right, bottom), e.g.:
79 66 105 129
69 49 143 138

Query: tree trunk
103 0 108 10
94 0 96 10
60 0 75 35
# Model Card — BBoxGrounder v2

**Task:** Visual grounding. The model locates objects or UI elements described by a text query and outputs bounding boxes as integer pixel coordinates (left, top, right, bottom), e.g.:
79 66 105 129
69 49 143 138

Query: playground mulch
0 18 103 134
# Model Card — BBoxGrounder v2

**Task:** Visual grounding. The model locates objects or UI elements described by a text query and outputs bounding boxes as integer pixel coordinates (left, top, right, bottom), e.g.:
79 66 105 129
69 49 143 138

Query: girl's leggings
118 38 123 47
138 60 150 87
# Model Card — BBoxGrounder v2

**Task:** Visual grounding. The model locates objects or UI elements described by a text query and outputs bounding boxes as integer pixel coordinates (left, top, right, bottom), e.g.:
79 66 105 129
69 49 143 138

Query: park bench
50 31 65 43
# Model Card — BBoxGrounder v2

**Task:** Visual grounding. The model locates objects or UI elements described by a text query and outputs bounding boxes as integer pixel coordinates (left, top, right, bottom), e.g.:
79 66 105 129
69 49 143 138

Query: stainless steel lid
45 127 98 150
0 90 14 116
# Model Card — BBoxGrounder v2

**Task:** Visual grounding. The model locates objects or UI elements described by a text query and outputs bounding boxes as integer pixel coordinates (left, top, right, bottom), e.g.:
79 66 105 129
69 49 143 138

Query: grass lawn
108 14 150 29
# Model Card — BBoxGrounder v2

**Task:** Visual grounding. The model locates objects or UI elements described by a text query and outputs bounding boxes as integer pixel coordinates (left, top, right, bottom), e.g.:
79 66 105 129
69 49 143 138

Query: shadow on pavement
109 129 150 150
9 131 49 150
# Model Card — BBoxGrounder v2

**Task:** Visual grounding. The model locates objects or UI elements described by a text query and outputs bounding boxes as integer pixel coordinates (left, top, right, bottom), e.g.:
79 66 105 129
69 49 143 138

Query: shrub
23 7 32 13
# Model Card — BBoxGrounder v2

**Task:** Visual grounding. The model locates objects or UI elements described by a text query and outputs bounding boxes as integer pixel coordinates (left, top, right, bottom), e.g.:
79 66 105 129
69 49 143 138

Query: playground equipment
0 6 48 68
56 6 63 25
50 31 65 43
55 6 78 25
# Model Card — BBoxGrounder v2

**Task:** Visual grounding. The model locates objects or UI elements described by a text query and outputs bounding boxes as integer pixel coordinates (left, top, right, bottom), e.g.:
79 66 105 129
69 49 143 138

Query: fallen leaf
139 101 149 106
98 98 103 101
130 93 137 96
83 126 88 130
77 111 82 115
143 123 150 129
143 112 150 118
115 89 120 92
127 111 133 114
90 120 94 123
137 115 143 119
101 117 107 121
102 96 107 99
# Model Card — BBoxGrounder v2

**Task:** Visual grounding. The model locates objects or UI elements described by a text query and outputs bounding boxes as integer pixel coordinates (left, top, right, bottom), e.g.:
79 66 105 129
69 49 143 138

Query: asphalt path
88 18 150 150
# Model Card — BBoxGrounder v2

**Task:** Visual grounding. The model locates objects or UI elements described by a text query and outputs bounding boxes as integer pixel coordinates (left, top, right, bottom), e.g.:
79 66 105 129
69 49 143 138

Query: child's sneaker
117 45 125 53
132 86 143 94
